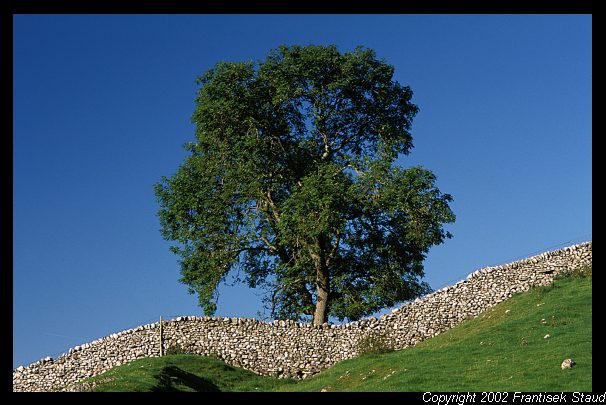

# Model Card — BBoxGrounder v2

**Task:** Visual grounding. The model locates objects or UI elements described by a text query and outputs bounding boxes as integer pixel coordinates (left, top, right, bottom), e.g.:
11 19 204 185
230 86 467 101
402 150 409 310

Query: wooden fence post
159 315 164 357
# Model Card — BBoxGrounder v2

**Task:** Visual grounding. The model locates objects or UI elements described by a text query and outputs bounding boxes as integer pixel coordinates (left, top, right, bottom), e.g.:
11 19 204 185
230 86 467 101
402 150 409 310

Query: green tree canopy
155 45 455 325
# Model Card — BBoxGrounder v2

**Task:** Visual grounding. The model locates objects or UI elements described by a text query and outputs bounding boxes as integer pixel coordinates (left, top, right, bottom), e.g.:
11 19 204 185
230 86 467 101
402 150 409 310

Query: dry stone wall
12 242 592 392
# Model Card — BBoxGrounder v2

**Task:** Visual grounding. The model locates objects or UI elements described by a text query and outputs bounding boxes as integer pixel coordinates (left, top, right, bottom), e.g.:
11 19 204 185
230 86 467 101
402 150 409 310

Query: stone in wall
12 242 592 392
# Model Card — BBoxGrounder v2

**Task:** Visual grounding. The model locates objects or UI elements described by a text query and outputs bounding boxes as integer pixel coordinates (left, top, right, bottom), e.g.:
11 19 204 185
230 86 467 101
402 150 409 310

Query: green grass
75 354 296 392
78 273 591 392
279 274 592 392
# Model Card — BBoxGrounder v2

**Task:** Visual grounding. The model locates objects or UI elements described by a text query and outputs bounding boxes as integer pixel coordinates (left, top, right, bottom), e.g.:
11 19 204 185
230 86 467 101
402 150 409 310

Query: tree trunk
313 265 329 325
312 236 330 326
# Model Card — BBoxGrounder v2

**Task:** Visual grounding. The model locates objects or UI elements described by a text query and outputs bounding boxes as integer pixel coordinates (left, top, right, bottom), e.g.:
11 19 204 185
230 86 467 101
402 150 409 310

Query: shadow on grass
152 365 221 392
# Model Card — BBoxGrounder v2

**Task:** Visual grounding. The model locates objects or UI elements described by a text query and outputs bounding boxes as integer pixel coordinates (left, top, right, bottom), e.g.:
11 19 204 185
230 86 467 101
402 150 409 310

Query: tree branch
256 236 278 252
326 229 341 267
346 164 365 177
230 246 273 256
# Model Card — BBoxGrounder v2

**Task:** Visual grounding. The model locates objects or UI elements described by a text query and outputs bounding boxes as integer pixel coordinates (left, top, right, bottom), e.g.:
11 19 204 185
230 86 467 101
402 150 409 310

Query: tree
155 45 455 326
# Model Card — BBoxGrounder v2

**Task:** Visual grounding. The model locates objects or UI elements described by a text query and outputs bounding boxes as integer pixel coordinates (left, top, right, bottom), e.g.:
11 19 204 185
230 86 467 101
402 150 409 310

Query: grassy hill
73 271 591 392
67 354 295 392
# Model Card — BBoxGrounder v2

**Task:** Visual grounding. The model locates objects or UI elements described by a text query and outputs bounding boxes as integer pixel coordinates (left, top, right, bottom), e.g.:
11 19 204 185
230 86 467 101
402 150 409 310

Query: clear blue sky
13 14 591 369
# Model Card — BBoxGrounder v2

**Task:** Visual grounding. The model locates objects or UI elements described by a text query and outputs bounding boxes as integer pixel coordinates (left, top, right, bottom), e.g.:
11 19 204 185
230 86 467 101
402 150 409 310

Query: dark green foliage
155 44 455 323
356 332 394 355
165 345 194 356
165 345 184 356
562 264 592 279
